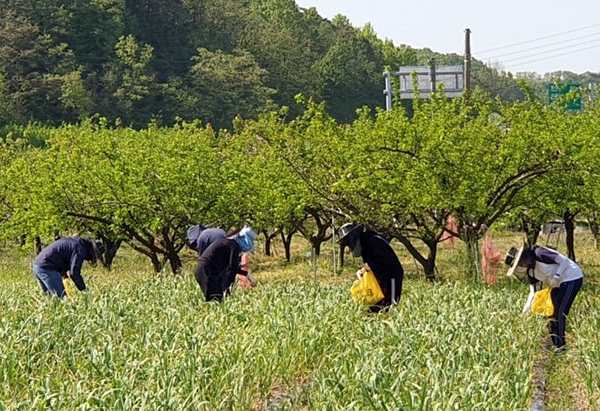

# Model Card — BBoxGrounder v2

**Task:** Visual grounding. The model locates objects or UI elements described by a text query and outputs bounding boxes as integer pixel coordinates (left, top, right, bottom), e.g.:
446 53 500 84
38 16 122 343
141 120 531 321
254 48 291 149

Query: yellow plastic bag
63 277 74 298
350 269 384 306
531 287 554 317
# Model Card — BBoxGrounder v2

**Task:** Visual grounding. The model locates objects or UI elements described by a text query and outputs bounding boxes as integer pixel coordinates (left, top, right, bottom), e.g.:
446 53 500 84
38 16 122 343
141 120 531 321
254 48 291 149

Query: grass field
0 231 598 410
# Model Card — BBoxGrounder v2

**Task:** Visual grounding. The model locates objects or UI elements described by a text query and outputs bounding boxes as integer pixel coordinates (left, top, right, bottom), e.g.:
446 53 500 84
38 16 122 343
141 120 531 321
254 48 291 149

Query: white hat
505 246 524 277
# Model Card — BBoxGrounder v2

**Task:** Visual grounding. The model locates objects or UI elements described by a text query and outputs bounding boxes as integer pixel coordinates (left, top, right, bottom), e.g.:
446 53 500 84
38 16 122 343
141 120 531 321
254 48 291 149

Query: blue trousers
33 265 66 298
549 277 583 348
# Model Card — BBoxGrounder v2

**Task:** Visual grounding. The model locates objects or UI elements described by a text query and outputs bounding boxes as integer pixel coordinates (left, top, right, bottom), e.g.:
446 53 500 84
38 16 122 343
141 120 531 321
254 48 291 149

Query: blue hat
236 226 257 253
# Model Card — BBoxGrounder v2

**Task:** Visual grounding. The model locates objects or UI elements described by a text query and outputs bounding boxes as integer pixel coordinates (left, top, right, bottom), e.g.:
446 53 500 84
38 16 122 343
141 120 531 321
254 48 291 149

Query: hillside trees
311 17 384 124
3 0 528 129
184 48 276 130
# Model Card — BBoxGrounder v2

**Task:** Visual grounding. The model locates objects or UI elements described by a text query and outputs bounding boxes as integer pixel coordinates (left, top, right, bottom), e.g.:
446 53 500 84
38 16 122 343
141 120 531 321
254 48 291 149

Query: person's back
193 227 257 302
359 229 404 307
32 236 101 297
199 237 239 274
196 228 227 256
34 237 85 273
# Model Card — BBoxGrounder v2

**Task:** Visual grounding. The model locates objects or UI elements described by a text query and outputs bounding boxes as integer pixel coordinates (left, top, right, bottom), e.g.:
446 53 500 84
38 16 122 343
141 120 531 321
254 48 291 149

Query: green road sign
548 83 582 111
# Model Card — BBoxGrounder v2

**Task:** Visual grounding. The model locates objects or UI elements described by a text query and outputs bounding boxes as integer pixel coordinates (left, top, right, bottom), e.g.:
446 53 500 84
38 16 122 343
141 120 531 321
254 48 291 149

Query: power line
483 31 600 60
493 38 600 64
477 23 600 55
503 43 600 71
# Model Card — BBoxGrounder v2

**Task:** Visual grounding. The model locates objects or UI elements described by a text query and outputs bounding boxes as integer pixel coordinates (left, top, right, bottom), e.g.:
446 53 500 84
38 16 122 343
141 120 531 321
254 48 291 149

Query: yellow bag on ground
350 269 384 306
531 287 554 317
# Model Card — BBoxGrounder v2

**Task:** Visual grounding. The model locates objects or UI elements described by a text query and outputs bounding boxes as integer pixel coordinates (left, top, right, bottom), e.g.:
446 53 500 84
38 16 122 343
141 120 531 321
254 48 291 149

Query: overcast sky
295 0 600 75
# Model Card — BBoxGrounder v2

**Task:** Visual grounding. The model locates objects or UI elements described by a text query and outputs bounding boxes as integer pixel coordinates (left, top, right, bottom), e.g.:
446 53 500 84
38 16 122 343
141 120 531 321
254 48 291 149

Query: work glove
246 273 258 287
547 275 561 289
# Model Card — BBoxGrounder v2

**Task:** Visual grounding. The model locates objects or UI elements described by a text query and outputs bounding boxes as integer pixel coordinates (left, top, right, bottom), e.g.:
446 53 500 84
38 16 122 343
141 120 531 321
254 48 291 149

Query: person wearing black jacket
32 236 103 298
194 226 257 302
339 223 404 311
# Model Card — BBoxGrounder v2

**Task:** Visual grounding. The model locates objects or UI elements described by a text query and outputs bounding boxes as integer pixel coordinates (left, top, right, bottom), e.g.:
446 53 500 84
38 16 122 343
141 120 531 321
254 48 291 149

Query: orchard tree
8 121 226 274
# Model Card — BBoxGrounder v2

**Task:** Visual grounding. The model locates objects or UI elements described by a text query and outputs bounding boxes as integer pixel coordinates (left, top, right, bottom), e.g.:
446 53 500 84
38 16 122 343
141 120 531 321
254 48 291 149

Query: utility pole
464 28 471 92
383 71 393 111
429 58 436 93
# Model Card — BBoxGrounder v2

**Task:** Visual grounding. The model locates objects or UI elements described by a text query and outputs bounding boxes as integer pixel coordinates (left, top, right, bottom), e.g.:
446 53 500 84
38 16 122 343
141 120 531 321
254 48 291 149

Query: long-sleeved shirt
522 246 583 312
359 230 404 306
527 247 583 285
198 238 247 292
196 228 227 257
34 237 90 291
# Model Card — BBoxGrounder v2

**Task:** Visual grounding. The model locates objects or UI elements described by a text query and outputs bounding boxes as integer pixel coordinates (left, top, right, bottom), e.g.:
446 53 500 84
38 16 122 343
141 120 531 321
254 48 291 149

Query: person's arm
229 243 246 276
536 247 570 287
523 274 540 313
69 251 87 291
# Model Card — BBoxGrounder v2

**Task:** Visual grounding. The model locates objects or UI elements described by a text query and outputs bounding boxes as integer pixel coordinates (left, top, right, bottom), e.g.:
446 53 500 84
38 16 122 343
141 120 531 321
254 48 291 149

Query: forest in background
2 0 600 130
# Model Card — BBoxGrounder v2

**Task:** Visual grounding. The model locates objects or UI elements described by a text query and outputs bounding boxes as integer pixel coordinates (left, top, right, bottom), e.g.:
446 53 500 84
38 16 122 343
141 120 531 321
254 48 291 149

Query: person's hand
356 269 363 279
547 275 560 289
246 273 257 287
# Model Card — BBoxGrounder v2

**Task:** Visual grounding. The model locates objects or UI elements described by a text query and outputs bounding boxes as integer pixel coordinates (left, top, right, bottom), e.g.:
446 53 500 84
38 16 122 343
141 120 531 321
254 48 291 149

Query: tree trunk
262 228 281 257
311 237 323 256
264 231 272 256
34 236 42 254
521 216 541 247
102 239 122 270
563 209 576 262
150 252 163 273
280 230 294 262
589 218 600 250
393 233 437 282
423 243 437 282
462 225 482 282
167 248 182 274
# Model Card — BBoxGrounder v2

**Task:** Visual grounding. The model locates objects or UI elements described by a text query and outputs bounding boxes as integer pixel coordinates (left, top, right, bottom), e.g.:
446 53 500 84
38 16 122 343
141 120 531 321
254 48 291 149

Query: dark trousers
370 275 403 313
549 277 583 348
194 263 233 302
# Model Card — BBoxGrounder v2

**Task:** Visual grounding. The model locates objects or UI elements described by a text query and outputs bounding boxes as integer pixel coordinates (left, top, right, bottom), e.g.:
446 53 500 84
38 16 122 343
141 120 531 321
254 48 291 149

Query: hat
83 236 105 266
237 226 257 253
338 223 359 242
505 246 524 277
186 224 207 250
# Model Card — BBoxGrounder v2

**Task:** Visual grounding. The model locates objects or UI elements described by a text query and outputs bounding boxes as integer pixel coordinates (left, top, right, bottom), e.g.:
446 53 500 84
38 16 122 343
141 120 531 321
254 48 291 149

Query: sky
294 0 600 75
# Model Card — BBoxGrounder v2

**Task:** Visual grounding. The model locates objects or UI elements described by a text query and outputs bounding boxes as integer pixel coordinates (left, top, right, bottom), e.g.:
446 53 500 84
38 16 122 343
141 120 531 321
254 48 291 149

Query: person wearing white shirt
505 245 583 349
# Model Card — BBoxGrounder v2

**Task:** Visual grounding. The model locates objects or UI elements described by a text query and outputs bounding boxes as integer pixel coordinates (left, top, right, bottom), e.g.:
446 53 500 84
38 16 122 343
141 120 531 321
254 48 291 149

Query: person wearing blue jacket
505 245 584 349
33 236 104 298
186 224 227 256
194 226 257 302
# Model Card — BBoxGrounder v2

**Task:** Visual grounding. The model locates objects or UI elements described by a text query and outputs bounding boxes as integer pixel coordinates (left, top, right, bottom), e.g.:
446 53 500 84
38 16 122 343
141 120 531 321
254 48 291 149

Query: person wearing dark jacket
33 236 103 298
187 224 227 257
505 245 584 349
339 223 404 311
194 226 257 302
